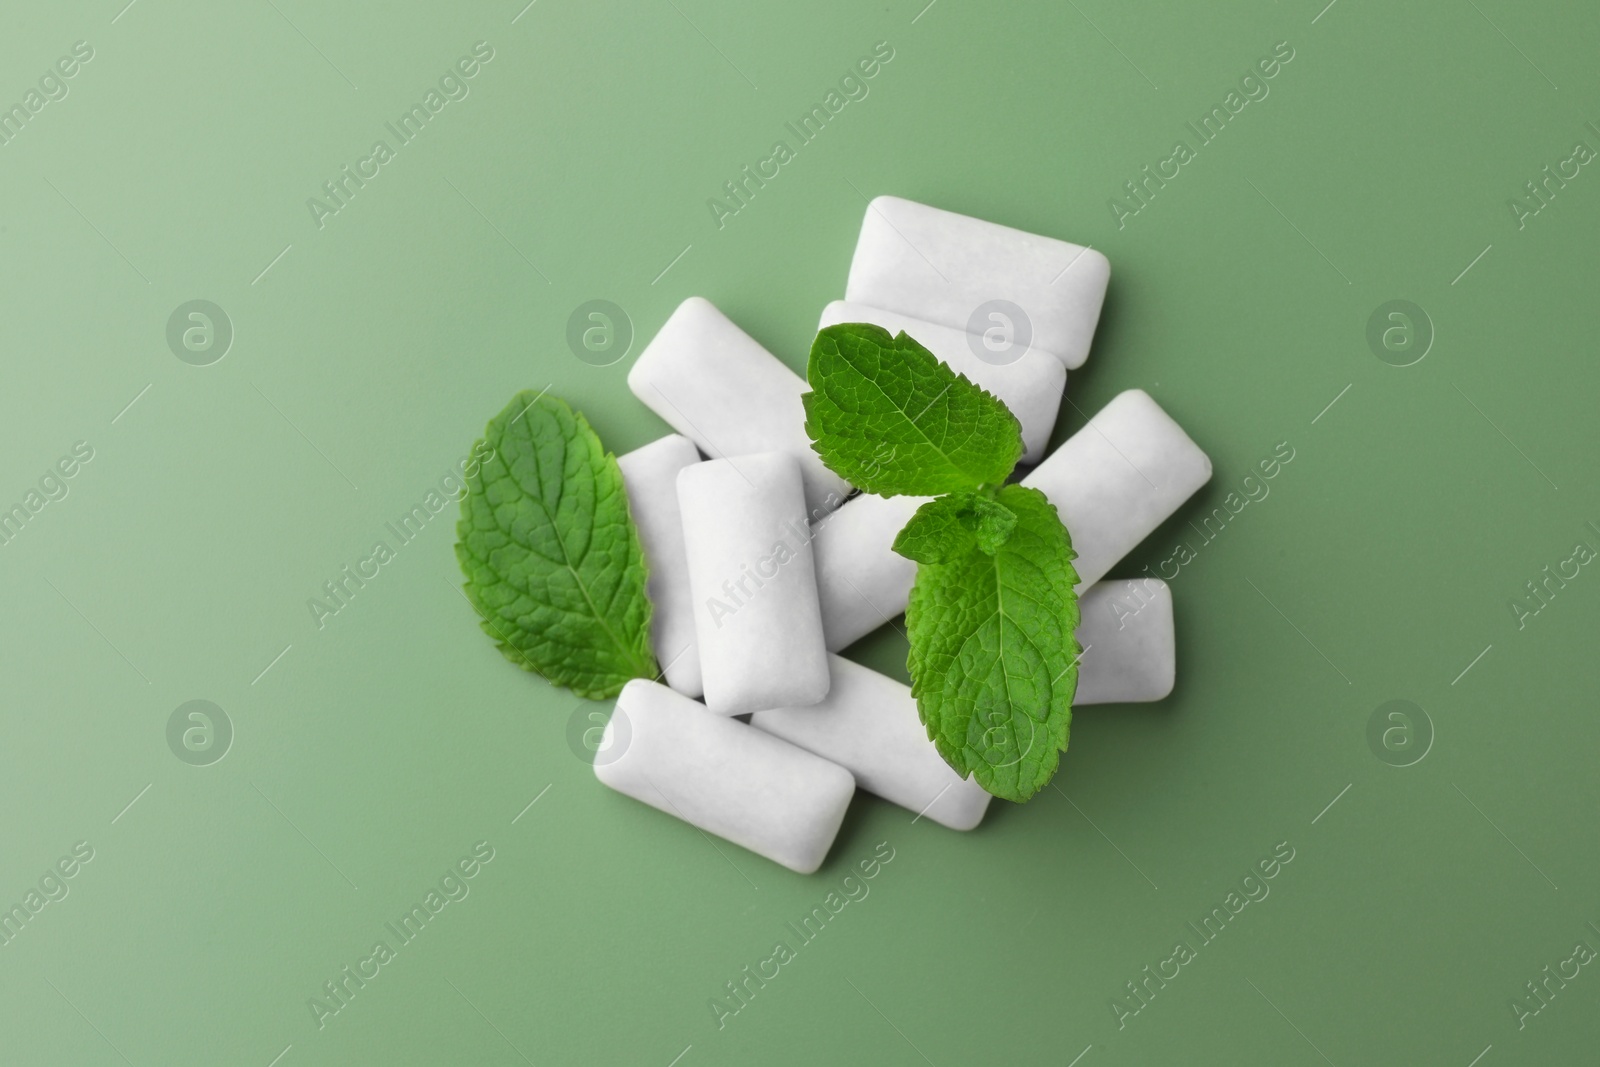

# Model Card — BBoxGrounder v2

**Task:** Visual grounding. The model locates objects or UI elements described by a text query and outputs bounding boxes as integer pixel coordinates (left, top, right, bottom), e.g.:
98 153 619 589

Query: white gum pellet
618 434 703 697
628 296 851 517
811 390 1209 651
595 680 855 873
817 300 1067 465
1020 389 1212 589
678 452 831 715
1074 579 1176 705
810 491 926 653
751 655 993 831
844 196 1110 370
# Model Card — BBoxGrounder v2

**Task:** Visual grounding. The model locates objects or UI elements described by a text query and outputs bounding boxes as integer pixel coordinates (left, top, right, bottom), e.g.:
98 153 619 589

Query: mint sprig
904 485 1079 801
455 390 657 700
893 490 1020 563
803 325 1080 802
802 323 1023 496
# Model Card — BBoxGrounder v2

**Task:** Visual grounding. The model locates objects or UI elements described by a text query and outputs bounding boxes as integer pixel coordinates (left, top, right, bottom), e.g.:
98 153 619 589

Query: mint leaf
455 390 657 700
904 484 1080 801
893 492 1018 564
803 323 1023 496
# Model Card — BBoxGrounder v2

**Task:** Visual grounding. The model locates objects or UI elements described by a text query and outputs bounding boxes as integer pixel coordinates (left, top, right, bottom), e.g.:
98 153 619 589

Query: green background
2 0 1597 1063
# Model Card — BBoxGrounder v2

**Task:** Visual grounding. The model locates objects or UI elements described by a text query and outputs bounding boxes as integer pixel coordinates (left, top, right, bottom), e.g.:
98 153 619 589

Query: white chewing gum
751 655 992 831
811 391 1209 650
618 434 703 697
810 492 926 653
1021 390 1212 590
844 196 1110 370
595 680 855 874
678 452 831 715
628 296 850 517
1074 579 1176 705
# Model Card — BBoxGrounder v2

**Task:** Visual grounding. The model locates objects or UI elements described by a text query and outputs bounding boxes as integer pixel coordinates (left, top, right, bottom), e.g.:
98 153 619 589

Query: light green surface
2 1 1597 1063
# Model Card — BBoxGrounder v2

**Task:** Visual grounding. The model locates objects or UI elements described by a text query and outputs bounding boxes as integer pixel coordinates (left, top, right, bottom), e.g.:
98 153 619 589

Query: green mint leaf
455 390 657 700
892 492 1018 564
968 496 1019 555
904 484 1081 802
802 323 1024 496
